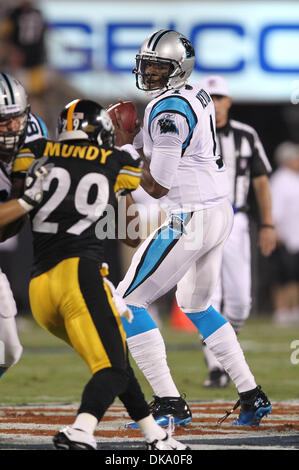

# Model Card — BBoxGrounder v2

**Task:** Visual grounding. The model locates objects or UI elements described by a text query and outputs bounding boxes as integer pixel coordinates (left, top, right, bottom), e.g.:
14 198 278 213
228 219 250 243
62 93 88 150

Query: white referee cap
200 75 231 97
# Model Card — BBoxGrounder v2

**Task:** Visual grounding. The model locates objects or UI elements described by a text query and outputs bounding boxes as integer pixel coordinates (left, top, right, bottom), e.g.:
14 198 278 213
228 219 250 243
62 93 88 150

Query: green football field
1 314 298 404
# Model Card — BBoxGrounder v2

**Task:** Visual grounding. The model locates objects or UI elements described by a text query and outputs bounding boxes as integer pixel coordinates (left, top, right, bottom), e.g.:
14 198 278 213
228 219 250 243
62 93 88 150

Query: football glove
103 277 134 323
18 156 54 212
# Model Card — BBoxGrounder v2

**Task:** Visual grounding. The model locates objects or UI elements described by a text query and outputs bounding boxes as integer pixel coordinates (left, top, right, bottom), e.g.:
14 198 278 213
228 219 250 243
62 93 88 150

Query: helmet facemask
0 107 30 162
134 55 179 97
133 30 195 98
0 73 30 162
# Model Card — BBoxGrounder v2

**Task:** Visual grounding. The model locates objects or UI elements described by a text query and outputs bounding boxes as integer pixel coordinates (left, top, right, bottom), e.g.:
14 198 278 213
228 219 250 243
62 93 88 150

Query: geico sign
48 22 299 73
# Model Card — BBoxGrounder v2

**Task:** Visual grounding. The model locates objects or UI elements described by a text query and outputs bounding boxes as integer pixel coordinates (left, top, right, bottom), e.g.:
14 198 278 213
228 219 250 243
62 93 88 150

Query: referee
199 75 277 388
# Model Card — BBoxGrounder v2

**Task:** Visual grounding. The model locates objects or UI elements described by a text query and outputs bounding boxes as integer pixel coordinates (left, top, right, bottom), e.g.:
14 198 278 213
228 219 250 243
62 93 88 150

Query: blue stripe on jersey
35 115 48 137
148 96 197 150
124 213 188 297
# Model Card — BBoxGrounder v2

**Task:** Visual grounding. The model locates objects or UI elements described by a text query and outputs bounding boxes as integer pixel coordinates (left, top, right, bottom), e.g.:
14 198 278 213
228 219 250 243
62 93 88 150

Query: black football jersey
13 138 142 277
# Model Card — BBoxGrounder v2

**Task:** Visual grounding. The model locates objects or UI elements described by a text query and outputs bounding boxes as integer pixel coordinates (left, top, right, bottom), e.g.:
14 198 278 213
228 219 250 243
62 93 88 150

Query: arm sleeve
149 112 189 189
12 138 46 176
114 149 142 197
133 128 143 150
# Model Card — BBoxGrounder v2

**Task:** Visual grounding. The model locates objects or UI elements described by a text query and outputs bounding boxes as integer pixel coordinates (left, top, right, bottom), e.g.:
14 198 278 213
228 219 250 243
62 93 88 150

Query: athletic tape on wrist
17 198 33 213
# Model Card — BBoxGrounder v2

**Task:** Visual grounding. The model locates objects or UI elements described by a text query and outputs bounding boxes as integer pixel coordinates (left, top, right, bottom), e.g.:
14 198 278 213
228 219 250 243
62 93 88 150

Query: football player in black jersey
9 99 190 451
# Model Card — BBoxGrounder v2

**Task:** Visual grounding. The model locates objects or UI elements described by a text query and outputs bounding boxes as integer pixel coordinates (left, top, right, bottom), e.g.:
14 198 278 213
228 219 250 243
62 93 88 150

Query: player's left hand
258 226 277 257
111 99 140 147
21 156 54 211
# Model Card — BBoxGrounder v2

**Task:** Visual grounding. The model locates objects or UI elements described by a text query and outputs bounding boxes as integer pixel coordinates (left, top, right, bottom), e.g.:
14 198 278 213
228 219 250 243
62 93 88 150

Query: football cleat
203 368 230 388
146 432 191 451
218 386 272 427
125 395 192 429
146 417 191 450
233 386 272 426
53 426 97 450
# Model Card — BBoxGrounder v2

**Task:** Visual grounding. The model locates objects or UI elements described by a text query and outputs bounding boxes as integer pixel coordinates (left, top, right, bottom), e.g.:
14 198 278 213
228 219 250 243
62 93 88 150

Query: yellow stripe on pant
29 257 127 375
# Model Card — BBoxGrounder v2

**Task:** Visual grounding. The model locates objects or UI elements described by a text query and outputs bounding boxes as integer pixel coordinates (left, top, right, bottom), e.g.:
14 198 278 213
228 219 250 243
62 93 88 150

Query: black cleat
233 386 272 426
149 394 192 427
53 426 97 450
125 394 192 429
218 386 272 427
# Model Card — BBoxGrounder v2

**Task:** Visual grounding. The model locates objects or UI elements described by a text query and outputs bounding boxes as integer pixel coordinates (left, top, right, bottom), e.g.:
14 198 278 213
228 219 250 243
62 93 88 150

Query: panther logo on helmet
133 29 196 98
179 37 195 59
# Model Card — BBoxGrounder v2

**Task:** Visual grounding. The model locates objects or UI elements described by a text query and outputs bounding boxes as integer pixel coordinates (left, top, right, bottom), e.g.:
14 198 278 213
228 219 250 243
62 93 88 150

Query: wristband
18 198 33 213
260 224 275 229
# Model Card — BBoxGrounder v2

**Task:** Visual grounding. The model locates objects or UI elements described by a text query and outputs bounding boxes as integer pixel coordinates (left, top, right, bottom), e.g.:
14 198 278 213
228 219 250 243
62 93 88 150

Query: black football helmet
0 73 30 160
57 99 115 147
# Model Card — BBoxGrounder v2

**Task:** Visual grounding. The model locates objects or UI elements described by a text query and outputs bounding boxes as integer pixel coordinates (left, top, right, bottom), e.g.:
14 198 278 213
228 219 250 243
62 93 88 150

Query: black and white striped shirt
216 119 272 211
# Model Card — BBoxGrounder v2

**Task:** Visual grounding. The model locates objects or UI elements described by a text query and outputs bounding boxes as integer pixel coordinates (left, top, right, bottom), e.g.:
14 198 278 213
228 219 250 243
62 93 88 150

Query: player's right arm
116 193 141 248
0 139 46 240
0 156 51 230
144 97 192 197
113 146 143 198
112 147 143 247
0 200 28 228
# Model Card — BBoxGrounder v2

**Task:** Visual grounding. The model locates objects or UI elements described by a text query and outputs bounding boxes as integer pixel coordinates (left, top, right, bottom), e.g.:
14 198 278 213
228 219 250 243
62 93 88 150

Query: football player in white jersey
116 30 272 427
0 72 48 381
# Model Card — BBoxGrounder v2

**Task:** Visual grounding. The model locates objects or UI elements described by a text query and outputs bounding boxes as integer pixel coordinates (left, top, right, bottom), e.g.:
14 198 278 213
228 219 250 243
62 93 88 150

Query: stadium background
1 0 298 319
0 3 298 450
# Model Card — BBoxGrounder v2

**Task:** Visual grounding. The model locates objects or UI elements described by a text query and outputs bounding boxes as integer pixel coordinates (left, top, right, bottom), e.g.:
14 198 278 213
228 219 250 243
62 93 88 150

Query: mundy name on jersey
12 137 142 277
142 83 229 214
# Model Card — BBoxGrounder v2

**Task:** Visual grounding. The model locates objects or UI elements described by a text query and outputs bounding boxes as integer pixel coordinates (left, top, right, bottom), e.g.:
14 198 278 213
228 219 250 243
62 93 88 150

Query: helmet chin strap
97 133 103 146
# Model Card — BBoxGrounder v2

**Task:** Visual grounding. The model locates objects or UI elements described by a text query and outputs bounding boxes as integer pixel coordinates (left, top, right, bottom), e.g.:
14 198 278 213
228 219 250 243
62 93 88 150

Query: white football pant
117 201 234 311
211 212 251 331
0 270 23 370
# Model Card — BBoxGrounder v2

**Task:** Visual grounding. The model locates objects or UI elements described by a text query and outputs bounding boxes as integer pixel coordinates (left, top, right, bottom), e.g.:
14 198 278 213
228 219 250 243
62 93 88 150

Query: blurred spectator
0 0 49 120
269 142 299 326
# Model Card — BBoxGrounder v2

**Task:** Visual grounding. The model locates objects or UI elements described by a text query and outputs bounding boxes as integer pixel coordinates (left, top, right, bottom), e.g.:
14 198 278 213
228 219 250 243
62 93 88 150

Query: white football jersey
142 83 229 214
0 113 48 200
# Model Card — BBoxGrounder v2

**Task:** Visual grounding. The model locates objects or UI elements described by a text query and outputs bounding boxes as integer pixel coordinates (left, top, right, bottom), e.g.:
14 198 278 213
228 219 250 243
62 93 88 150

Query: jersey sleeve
250 130 272 178
25 113 48 144
114 148 142 197
12 138 47 176
12 114 48 176
133 128 143 150
147 96 196 189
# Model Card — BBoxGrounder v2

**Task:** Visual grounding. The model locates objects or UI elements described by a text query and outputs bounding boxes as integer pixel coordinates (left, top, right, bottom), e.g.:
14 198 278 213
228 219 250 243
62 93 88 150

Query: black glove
18 156 53 212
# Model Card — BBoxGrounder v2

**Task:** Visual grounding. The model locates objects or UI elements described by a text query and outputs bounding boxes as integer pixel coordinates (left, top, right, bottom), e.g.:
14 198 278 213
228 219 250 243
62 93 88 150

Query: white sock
136 414 167 443
204 322 257 393
72 413 98 435
202 340 223 371
127 329 180 397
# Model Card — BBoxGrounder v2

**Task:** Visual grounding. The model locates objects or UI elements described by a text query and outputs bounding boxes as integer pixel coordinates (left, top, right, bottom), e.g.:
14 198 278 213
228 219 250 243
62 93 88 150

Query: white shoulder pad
25 113 48 144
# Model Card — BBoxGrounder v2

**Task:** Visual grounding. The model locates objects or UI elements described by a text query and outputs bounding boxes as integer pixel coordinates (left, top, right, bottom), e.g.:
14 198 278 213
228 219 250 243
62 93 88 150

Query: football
107 101 137 133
